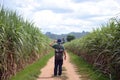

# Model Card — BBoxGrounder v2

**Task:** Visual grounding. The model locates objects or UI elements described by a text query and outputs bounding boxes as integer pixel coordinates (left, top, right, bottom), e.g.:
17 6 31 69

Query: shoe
58 74 61 76
54 75 57 77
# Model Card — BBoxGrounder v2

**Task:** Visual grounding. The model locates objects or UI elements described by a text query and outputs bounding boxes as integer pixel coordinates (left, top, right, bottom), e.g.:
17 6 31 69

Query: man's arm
49 40 56 47
63 50 67 60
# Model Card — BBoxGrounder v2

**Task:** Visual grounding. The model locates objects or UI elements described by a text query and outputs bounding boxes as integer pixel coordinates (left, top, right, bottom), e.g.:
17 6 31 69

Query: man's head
57 39 62 44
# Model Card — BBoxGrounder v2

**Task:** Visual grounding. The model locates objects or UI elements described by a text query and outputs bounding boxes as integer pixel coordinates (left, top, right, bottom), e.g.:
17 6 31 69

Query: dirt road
37 53 81 80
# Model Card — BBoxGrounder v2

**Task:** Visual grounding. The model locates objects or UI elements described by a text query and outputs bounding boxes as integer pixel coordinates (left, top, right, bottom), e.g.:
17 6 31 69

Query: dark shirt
52 43 65 50
52 43 65 60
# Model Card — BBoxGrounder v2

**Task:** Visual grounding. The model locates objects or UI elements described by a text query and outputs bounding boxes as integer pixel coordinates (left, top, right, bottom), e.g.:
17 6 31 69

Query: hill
45 31 89 40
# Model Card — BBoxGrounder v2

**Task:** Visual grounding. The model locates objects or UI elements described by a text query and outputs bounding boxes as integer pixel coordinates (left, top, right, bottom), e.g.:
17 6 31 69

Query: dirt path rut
37 53 81 80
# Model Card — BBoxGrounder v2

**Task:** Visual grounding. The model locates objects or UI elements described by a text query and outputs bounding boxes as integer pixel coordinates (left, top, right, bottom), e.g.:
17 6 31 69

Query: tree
67 35 75 42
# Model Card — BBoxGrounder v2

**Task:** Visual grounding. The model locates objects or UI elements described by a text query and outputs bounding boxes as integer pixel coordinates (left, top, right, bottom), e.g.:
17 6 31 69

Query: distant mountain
45 31 89 40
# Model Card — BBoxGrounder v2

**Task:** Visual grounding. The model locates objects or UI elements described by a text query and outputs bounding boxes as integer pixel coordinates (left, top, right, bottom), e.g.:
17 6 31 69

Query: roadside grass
68 52 109 80
10 52 54 80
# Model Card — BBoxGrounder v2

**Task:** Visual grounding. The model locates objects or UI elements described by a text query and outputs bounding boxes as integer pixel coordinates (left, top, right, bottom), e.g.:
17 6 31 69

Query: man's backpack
55 45 64 60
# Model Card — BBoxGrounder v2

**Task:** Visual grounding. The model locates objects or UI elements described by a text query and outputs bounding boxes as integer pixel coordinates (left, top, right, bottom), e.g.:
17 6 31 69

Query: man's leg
58 60 63 75
54 60 58 76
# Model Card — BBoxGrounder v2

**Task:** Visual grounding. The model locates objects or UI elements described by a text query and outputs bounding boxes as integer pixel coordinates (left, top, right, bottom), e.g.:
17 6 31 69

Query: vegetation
0 7 50 80
66 34 75 42
65 18 120 80
69 51 109 80
10 52 53 80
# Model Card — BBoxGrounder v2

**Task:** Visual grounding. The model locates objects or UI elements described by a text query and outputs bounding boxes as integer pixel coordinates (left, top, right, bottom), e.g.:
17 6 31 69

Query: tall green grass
0 7 50 80
65 18 120 80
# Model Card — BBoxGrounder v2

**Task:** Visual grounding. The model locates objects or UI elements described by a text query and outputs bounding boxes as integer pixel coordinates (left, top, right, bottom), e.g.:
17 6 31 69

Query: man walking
49 39 66 76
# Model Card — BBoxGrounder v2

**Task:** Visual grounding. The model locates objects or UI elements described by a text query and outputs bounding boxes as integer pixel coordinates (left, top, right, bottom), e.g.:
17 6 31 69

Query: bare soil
37 52 81 80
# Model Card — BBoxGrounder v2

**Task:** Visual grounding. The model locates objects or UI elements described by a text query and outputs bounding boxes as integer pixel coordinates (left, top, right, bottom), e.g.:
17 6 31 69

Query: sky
0 0 120 34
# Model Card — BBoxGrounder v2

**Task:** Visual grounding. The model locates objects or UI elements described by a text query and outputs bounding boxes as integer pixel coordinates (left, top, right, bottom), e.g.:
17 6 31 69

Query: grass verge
68 52 109 80
10 52 54 80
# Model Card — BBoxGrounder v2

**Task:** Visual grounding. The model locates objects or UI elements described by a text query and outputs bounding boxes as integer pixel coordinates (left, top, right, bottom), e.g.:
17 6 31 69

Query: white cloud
39 0 72 11
2 0 120 34
32 10 63 27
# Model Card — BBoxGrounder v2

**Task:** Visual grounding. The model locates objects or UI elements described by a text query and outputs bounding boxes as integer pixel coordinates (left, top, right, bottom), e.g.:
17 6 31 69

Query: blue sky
1 0 120 34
